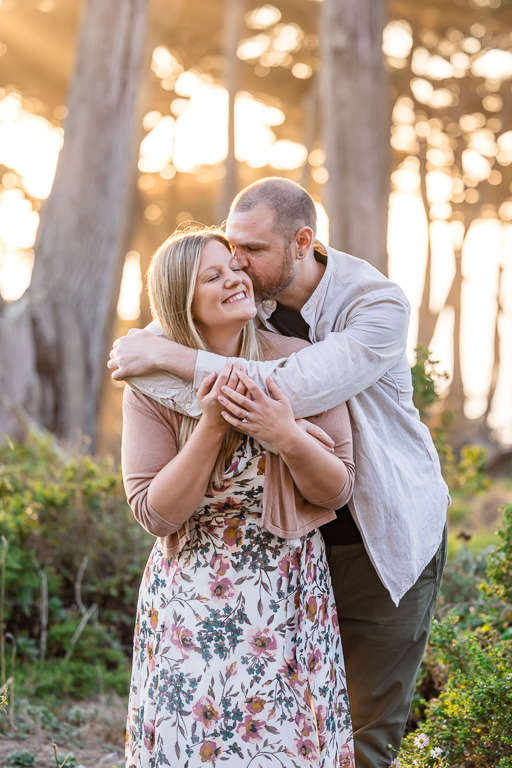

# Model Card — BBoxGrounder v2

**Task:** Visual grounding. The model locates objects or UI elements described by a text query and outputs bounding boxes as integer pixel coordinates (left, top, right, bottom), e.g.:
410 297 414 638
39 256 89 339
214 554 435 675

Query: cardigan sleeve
260 330 355 509
121 386 186 537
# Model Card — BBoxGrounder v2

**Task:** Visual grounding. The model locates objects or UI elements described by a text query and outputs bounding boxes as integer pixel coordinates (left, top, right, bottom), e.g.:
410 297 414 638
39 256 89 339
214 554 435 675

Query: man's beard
250 242 295 302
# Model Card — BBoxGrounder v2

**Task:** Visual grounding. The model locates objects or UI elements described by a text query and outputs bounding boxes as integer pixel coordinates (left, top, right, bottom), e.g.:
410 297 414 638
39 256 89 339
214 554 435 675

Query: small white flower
414 733 430 749
431 747 443 758
390 759 400 768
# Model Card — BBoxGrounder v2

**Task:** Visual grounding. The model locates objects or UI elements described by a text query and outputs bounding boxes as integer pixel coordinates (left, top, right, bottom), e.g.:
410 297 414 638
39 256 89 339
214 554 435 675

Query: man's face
225 205 296 301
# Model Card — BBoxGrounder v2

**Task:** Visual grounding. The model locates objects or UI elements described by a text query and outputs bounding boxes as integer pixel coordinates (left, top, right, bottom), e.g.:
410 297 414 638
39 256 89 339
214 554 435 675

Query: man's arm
108 292 409 419
108 326 197 382
197 292 410 418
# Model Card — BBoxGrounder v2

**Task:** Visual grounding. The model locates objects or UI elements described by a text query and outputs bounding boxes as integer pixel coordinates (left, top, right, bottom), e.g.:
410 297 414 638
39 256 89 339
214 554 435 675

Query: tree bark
218 0 247 221
321 0 390 273
0 0 148 447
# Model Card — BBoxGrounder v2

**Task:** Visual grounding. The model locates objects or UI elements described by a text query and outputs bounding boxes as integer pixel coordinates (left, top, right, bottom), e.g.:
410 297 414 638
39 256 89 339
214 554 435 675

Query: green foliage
400 504 512 767
4 751 36 768
480 505 512 604
411 346 491 494
411 345 449 421
0 433 152 703
400 618 512 767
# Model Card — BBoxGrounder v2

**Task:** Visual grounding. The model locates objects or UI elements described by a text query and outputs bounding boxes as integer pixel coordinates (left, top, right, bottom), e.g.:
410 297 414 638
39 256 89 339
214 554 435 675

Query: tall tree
321 0 390 272
0 0 148 447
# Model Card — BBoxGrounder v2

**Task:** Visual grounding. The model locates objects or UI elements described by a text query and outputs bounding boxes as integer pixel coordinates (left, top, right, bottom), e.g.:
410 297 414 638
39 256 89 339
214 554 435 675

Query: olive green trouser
325 527 447 768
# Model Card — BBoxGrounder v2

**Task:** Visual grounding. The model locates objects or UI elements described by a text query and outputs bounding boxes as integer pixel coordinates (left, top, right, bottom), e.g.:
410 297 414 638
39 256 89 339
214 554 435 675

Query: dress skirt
125 439 354 768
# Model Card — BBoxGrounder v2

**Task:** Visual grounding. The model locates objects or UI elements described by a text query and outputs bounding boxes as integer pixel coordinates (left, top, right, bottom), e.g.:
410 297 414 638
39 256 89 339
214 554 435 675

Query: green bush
398 505 512 767
4 751 37 768
0 434 152 702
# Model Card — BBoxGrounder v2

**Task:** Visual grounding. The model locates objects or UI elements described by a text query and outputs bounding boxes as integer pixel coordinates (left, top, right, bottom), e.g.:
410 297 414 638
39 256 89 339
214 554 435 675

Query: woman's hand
218 369 298 451
197 364 248 435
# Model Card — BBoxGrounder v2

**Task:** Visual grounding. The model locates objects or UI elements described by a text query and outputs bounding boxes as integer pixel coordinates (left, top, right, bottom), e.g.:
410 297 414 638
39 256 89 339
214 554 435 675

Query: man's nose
233 250 249 269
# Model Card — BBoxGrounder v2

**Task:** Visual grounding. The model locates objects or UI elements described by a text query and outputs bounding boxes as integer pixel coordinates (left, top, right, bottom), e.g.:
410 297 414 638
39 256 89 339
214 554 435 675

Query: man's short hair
229 177 317 241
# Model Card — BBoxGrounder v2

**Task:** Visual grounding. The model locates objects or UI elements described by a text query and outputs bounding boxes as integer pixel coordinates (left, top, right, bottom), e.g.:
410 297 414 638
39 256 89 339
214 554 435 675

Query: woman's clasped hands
217 366 296 452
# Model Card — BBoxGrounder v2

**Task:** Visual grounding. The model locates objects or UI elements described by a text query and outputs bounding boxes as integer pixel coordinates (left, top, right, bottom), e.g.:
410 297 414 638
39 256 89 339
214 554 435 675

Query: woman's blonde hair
147 226 263 488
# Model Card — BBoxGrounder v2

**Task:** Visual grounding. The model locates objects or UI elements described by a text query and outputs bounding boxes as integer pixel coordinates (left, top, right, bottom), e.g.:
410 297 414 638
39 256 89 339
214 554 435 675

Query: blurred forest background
1 0 512 766
0 0 511 459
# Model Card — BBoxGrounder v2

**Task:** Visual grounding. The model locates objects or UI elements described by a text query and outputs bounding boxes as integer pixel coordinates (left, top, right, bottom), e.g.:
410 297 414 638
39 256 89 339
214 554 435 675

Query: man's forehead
226 205 276 242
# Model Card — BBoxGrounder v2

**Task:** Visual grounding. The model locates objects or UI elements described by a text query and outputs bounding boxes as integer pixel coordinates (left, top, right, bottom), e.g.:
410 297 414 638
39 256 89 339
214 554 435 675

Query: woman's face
191 239 256 336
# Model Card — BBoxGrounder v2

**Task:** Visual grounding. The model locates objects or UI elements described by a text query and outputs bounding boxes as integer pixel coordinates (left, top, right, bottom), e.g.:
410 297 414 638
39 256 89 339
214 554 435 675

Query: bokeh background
1 0 511 461
2 2 512 764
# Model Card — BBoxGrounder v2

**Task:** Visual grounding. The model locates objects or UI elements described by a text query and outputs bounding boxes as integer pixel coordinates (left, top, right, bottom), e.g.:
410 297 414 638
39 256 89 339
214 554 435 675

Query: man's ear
295 226 314 258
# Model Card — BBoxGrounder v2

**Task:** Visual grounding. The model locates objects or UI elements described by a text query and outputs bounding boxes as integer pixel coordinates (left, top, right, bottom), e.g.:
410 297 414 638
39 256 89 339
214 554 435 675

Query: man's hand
295 419 335 453
107 328 173 380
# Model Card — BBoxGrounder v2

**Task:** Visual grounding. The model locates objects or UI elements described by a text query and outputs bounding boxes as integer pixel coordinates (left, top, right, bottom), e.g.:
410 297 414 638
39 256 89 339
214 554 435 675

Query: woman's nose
226 269 242 286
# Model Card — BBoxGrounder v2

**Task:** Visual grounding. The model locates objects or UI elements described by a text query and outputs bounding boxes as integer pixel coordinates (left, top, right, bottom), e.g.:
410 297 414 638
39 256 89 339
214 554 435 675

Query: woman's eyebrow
197 260 231 277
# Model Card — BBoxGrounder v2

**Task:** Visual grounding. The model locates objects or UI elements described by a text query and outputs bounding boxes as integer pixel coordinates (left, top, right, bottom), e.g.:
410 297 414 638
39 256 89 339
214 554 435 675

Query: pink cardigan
122 331 355 556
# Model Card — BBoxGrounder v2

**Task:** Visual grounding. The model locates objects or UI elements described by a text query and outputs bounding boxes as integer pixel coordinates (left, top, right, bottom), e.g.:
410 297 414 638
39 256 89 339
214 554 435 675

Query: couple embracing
109 177 449 768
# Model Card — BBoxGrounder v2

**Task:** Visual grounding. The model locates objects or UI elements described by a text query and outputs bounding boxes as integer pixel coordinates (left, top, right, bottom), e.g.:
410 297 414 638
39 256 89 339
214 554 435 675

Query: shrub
399 505 512 766
0 434 152 702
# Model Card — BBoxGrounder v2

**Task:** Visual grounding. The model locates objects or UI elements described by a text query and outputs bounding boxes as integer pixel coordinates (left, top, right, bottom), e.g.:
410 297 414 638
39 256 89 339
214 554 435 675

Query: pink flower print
210 552 230 575
211 496 244 512
315 704 327 734
170 624 196 658
305 596 318 623
278 555 290 578
307 647 323 676
208 577 236 605
199 738 222 763
225 661 238 678
257 454 266 475
221 522 243 549
339 744 356 767
161 619 169 642
294 737 319 764
211 476 234 494
147 643 155 673
289 548 301 574
247 627 278 658
169 564 182 587
295 712 314 737
305 559 317 584
318 595 329 627
143 719 155 752
192 696 222 730
160 555 173 577
278 659 305 689
149 607 159 631
244 696 266 715
237 715 265 743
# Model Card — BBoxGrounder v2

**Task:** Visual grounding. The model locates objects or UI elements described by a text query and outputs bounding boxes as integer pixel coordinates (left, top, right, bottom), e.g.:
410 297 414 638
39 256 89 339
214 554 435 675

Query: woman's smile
223 290 248 304
191 239 257 355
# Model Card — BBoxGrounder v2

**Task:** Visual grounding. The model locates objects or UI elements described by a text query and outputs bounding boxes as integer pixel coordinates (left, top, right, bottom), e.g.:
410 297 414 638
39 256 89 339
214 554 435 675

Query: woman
122 228 355 768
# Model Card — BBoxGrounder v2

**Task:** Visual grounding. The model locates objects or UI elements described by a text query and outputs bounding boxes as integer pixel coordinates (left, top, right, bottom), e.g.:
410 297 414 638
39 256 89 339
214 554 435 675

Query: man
109 177 449 768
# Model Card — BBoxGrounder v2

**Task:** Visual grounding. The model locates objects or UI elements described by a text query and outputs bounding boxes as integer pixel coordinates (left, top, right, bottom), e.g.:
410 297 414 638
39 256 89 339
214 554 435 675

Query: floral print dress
125 437 354 768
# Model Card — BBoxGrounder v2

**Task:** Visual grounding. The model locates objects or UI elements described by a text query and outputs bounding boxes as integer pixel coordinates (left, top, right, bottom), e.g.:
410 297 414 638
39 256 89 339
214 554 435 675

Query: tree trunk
218 0 246 221
321 0 390 273
0 0 148 448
